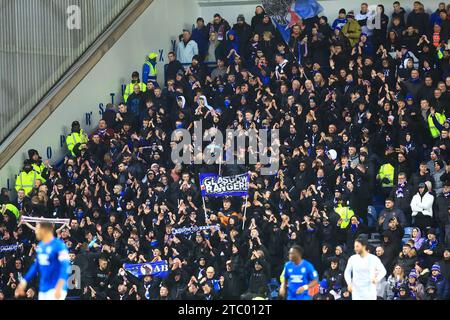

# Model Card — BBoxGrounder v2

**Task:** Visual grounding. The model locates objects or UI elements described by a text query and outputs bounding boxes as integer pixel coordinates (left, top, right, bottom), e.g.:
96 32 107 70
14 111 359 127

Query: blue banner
0 244 19 253
124 261 169 278
200 173 249 197
265 0 324 43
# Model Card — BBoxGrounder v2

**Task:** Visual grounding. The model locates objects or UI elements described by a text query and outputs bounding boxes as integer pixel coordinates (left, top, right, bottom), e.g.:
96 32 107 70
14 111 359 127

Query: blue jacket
191 26 209 57
428 275 450 300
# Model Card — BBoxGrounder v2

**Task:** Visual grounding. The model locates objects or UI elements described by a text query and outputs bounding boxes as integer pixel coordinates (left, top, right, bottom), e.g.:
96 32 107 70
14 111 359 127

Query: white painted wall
199 0 445 26
0 0 200 190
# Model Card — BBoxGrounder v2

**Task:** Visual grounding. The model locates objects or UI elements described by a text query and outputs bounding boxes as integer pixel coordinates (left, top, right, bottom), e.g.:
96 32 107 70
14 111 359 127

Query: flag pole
218 148 223 176
202 196 208 222
242 195 249 231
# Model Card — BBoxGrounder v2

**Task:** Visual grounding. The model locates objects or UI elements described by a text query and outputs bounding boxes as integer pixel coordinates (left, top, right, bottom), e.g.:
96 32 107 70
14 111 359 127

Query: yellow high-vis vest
428 112 446 139
66 130 89 157
334 205 355 229
123 82 147 103
378 163 395 188
15 171 41 195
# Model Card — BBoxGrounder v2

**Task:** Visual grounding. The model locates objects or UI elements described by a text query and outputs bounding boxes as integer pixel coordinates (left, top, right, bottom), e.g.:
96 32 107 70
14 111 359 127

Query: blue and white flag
200 173 249 197
263 0 324 43
172 224 220 236
124 261 169 278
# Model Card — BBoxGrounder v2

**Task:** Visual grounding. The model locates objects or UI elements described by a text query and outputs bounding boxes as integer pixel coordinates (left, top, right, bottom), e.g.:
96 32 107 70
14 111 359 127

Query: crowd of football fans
1 1 450 300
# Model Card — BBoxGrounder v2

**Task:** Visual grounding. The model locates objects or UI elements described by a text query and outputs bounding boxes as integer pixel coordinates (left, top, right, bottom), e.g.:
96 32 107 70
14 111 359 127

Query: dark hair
291 245 304 257
355 235 368 247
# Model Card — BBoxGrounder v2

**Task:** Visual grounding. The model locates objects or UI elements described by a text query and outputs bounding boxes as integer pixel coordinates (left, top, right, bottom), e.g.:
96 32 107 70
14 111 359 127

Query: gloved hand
381 177 390 184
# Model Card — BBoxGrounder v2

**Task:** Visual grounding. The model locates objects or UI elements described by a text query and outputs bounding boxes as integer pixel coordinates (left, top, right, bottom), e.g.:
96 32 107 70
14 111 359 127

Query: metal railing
0 0 133 144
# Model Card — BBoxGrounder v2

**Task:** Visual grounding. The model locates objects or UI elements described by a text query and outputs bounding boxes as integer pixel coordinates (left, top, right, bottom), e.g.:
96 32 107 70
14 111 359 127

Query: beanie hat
416 260 426 270
408 269 418 278
28 149 39 159
431 264 441 272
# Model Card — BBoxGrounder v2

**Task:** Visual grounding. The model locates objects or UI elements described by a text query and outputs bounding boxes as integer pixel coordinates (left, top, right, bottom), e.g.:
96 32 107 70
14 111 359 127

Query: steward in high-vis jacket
66 121 89 157
15 160 43 195
334 199 355 230
123 71 147 103
428 108 446 139
1 202 20 221
28 149 49 183
142 53 158 85
377 162 395 188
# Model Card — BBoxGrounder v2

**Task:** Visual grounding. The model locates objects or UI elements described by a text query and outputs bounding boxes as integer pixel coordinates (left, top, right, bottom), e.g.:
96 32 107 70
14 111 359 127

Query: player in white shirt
344 236 387 300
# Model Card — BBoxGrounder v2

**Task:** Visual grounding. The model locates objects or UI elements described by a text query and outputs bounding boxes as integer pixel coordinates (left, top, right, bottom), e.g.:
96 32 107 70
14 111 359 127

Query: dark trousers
412 213 433 233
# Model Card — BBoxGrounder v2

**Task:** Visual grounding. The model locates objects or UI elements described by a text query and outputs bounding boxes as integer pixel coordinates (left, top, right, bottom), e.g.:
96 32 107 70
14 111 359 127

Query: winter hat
431 264 441 272
435 160 444 168
408 270 418 279
28 149 39 159
71 121 81 129
399 284 409 292
426 283 437 291
237 14 245 22
148 52 158 60
416 260 426 270
347 11 355 19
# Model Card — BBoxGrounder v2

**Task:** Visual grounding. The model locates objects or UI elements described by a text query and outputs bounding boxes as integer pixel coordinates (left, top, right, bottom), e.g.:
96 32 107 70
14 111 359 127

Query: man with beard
344 236 387 300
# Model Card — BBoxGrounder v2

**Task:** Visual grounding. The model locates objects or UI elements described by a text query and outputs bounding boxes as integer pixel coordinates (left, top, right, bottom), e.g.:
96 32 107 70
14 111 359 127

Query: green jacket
342 19 362 47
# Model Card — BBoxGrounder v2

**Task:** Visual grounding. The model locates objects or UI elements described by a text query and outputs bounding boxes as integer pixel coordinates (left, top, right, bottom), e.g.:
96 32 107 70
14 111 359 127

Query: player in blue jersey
279 245 319 300
15 222 70 300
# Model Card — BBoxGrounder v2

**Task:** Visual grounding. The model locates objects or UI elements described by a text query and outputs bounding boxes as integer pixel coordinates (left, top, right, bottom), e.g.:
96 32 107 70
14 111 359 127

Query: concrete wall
0 0 200 191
